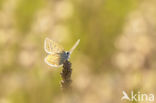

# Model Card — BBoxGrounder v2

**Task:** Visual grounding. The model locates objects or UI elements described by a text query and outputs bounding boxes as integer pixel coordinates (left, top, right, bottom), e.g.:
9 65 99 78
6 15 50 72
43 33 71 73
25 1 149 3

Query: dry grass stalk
60 60 72 91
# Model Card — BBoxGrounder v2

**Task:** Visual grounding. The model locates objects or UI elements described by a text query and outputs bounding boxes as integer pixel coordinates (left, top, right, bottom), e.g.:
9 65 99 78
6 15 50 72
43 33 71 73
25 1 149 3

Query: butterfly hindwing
44 52 67 67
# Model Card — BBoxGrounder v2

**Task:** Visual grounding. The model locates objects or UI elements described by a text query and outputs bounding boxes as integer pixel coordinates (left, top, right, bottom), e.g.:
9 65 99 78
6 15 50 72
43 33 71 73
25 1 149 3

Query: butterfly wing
44 53 66 67
69 39 80 54
44 37 64 54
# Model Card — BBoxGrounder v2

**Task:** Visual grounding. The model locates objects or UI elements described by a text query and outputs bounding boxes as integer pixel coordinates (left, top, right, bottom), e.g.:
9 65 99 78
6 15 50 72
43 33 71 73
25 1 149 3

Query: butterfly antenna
69 39 80 54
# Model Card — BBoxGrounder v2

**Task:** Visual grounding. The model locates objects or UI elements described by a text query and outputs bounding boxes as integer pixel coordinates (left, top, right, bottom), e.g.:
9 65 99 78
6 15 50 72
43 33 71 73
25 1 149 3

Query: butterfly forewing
69 39 80 54
44 38 64 54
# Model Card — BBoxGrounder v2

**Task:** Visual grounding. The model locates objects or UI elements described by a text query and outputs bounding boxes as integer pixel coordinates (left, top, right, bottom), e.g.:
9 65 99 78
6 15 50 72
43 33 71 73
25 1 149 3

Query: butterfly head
65 51 70 60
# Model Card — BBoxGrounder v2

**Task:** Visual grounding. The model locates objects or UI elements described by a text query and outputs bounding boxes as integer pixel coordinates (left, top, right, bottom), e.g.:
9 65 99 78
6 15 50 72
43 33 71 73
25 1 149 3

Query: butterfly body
44 38 80 67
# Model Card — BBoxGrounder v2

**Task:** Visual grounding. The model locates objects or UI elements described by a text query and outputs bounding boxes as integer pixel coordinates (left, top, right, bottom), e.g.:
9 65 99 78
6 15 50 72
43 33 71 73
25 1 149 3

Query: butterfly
44 37 80 67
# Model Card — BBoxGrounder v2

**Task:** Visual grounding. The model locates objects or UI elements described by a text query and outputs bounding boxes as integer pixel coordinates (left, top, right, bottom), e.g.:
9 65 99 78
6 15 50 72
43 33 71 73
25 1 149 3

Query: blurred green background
0 0 156 103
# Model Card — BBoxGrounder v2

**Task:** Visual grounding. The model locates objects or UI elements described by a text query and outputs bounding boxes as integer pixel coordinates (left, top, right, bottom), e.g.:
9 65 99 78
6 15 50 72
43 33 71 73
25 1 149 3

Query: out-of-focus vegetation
0 0 156 103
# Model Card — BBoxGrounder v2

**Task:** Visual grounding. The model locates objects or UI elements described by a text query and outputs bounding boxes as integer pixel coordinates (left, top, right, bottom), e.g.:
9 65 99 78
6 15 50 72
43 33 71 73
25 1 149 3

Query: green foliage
0 0 4 9
15 0 44 33
69 0 139 72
